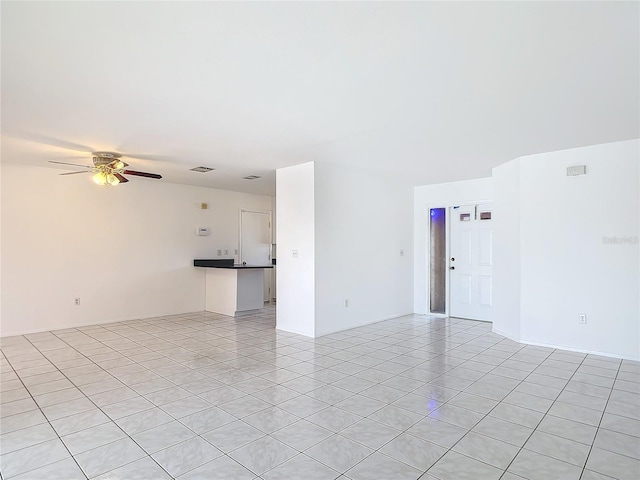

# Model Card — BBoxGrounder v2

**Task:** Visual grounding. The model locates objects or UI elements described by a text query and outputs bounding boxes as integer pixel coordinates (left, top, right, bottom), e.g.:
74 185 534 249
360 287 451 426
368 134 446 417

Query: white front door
240 210 271 301
449 203 493 321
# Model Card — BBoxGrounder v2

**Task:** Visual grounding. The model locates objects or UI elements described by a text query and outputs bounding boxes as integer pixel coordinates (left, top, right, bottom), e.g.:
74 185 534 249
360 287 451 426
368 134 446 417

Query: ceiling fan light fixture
107 173 120 186
92 170 120 186
52 150 161 186
92 171 107 185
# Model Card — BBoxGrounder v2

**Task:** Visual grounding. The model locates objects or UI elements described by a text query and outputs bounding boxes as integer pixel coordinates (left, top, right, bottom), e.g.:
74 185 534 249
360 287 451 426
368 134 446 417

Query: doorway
449 203 494 321
239 210 272 302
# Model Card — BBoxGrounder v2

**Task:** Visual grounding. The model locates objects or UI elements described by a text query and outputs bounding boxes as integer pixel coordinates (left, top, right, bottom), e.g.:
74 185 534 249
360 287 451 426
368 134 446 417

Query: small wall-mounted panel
567 165 587 176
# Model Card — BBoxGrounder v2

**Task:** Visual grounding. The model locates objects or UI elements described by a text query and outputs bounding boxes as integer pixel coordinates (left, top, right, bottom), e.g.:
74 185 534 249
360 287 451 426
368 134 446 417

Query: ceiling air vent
190 166 215 173
243 175 261 180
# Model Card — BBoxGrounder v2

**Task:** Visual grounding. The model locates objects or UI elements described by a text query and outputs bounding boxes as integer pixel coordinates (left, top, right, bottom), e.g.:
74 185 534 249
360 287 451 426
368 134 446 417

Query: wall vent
242 175 261 180
567 165 586 176
190 166 215 173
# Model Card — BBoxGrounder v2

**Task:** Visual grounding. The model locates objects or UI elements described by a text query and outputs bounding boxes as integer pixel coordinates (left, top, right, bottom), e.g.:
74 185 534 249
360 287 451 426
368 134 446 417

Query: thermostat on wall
196 227 210 236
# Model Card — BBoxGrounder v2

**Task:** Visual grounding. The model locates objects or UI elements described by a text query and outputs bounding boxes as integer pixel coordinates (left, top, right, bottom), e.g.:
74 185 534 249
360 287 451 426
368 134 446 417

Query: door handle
450 266 455 270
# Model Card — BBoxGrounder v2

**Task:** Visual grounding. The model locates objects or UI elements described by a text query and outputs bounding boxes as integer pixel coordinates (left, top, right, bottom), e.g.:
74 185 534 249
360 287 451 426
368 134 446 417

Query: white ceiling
2 1 638 196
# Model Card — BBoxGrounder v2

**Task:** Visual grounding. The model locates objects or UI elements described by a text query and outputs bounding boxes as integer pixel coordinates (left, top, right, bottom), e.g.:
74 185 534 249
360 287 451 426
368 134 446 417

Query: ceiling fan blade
49 160 92 168
122 153 172 161
59 171 91 176
122 170 162 179
114 173 129 183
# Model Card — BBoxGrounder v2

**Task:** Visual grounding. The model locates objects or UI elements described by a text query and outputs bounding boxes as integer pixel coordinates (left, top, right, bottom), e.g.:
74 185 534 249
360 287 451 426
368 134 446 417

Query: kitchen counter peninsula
194 259 273 317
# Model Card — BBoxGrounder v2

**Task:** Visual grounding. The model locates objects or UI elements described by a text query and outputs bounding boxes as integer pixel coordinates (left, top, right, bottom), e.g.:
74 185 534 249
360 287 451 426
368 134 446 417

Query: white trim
314 312 413 338
275 325 314 338
492 326 521 340
0 310 204 338
492 327 640 362
521 338 640 362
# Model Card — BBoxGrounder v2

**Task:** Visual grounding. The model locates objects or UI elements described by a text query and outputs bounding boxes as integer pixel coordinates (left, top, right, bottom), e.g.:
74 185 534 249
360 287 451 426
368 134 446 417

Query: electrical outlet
579 314 587 324
224 249 228 255
344 299 349 308
400 249 404 257
217 249 222 256
292 249 299 258
74 298 81 306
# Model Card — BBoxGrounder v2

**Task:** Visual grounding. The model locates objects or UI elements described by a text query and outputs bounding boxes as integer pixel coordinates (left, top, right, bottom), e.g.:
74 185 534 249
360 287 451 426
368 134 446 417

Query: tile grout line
578 358 622 480
424 338 555 479
265 319 511 478
17 326 179 479
499 351 623 480
2 309 637 480
2 349 89 480
233 316 492 478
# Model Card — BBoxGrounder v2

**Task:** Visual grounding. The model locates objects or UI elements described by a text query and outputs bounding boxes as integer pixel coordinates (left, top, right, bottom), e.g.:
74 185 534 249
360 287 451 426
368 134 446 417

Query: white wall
275 162 315 336
413 178 493 314
1 164 272 336
494 139 640 359
492 160 522 340
314 162 414 336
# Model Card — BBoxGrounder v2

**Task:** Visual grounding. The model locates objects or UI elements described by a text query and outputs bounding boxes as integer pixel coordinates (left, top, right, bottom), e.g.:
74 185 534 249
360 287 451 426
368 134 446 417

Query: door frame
426 200 491 317
238 209 273 264
447 202 494 322
239 209 273 302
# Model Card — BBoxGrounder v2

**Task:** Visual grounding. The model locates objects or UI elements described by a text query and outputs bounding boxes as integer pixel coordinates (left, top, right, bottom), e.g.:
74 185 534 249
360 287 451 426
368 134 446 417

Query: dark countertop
194 259 273 269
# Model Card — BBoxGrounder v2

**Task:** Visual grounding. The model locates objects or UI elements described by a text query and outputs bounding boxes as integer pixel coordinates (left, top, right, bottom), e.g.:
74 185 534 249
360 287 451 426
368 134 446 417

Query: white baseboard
314 312 413 338
492 326 639 362
0 311 204 338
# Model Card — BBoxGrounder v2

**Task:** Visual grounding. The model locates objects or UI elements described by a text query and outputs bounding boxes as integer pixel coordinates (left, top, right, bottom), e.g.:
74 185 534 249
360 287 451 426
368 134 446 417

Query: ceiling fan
50 151 162 185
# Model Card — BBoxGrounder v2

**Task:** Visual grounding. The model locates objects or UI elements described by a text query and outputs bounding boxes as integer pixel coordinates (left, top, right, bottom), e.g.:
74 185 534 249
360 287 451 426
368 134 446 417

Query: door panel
240 210 271 301
458 275 472 305
478 230 493 266
449 203 493 321
478 275 493 307
458 229 473 266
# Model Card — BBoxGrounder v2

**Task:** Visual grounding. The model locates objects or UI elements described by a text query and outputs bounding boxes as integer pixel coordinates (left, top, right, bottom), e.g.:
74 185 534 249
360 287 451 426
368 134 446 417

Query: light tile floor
1 307 639 479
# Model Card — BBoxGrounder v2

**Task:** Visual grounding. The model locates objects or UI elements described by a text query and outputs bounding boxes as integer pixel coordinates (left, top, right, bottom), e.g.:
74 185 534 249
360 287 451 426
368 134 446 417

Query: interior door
240 210 271 301
449 203 493 321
